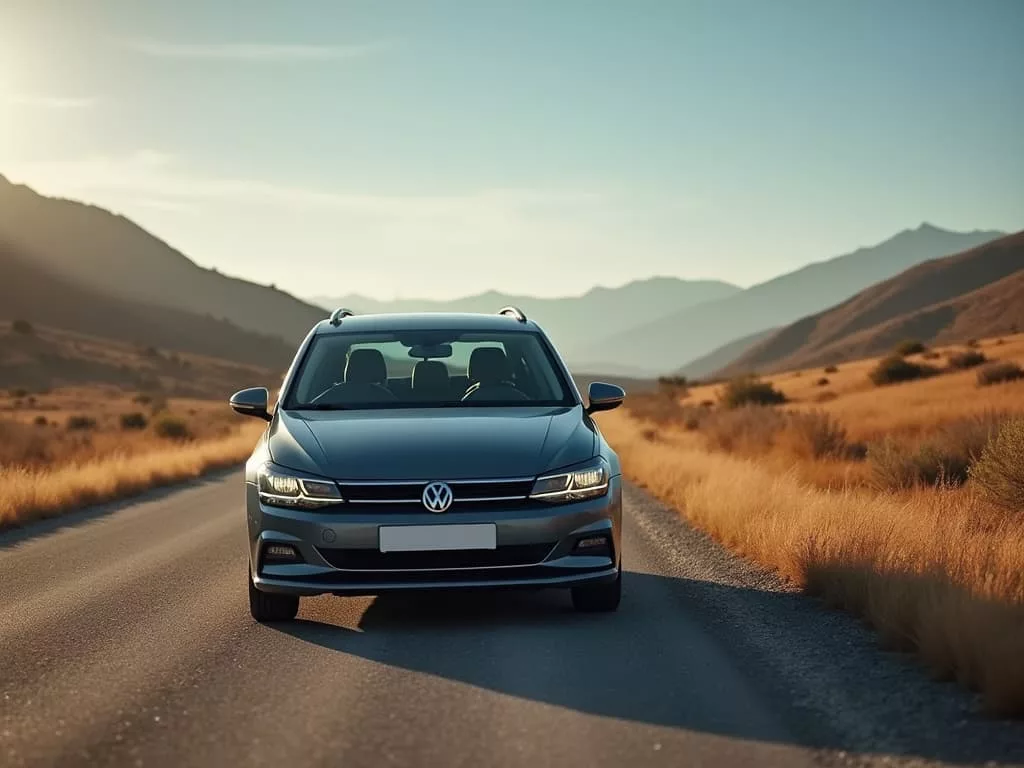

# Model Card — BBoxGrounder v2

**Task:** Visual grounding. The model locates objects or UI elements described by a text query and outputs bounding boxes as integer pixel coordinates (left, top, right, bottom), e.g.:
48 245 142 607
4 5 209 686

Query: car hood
268 406 597 480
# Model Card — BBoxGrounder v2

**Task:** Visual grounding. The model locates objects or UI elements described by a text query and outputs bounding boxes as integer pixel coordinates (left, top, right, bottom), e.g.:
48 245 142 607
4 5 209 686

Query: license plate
378 524 497 553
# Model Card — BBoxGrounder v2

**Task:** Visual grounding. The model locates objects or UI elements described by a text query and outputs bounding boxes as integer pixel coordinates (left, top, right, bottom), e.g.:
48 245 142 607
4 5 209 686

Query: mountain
676 328 776 379
0 239 297 368
720 230 1024 374
0 175 326 345
312 276 742 367
585 224 1006 374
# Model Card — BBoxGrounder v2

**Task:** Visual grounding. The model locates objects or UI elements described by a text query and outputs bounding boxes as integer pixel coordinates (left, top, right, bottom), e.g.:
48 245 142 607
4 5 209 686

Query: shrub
946 350 987 370
66 415 97 431
970 418 1024 512
11 319 34 335
132 393 153 405
9 388 29 398
33 415 47 427
823 365 839 374
894 339 927 356
656 374 688 393
783 410 851 460
868 413 1006 489
120 412 148 430
965 339 979 348
719 376 786 409
814 377 829 386
868 355 937 386
976 361 1024 387
703 405 786 454
153 414 193 440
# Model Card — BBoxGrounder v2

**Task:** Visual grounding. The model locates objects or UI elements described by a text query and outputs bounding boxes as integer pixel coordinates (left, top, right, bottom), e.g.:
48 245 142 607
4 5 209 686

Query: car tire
248 573 299 622
571 567 621 613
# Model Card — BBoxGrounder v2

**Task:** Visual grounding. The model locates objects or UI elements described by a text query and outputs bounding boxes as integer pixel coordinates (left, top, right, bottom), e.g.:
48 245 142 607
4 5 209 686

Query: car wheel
571 567 621 613
248 573 299 622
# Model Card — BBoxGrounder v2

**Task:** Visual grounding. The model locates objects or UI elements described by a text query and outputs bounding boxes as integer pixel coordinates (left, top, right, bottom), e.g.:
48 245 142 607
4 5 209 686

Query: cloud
122 38 392 61
5 94 96 109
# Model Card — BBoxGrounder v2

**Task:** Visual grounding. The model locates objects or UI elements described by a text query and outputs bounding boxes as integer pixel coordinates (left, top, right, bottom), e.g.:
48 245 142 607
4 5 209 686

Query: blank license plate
379 524 497 553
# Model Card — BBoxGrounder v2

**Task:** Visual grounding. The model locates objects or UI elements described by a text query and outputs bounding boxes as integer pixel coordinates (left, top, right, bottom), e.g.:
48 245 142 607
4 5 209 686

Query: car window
285 330 574 409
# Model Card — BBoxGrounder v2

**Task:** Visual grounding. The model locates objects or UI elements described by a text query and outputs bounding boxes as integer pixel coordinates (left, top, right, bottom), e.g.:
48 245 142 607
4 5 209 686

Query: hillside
586 224 1006 375
0 241 297 371
0 175 325 344
723 230 1024 374
676 328 776 379
313 276 742 367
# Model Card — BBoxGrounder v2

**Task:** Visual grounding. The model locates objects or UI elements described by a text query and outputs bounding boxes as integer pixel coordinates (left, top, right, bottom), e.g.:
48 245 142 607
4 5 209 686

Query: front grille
318 544 554 570
338 479 533 506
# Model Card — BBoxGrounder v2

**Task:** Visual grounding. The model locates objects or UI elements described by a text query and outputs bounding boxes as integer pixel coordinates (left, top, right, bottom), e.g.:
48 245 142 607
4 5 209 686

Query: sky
1 0 1022 301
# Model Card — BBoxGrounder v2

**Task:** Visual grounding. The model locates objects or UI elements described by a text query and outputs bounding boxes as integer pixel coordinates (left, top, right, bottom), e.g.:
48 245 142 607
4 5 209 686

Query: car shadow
272 571 1021 764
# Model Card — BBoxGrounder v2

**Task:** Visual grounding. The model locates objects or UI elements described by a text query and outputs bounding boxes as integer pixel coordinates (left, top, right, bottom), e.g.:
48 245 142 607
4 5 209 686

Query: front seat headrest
345 348 387 385
468 347 511 386
412 360 449 393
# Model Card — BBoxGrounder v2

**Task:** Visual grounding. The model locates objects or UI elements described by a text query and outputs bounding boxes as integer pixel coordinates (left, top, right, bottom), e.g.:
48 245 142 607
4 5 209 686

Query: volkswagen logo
422 482 453 513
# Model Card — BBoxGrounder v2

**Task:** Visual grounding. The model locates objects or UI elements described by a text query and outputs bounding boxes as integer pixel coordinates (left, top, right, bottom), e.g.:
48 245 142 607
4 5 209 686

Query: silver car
230 307 625 622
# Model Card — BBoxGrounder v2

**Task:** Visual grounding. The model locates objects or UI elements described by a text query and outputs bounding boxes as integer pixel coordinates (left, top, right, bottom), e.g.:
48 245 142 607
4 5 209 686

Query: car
230 306 626 622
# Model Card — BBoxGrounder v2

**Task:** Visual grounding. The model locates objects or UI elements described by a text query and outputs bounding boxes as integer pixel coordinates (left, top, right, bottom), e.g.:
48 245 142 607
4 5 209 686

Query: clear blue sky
2 0 1022 299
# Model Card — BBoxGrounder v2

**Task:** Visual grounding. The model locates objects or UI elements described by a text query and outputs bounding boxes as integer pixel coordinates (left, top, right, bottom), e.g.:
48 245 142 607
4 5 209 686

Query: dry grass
611 332 1024 715
0 423 265 528
600 410 1024 715
0 385 264 529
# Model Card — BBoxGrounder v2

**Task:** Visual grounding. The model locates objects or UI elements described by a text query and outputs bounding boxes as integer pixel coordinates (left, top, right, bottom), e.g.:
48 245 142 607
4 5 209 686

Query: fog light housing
263 543 300 563
574 535 610 554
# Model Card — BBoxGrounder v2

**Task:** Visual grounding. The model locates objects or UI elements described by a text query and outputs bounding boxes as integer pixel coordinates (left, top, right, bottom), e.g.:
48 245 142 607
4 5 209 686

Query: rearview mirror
586 382 625 414
230 387 271 421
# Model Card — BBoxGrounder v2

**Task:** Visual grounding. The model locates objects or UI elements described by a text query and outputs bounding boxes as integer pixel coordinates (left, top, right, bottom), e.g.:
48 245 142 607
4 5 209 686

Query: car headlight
257 462 343 509
530 458 609 503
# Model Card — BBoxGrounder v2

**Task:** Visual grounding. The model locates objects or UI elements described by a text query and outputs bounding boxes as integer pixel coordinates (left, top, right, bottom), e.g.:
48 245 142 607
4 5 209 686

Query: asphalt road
1 473 1021 768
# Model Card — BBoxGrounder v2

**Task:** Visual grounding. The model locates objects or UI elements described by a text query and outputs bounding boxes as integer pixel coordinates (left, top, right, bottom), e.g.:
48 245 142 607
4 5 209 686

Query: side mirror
230 387 272 421
586 382 625 414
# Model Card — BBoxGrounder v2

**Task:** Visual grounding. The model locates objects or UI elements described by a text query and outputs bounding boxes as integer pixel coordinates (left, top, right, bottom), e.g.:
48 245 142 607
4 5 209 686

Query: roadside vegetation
605 333 1024 715
0 385 263 528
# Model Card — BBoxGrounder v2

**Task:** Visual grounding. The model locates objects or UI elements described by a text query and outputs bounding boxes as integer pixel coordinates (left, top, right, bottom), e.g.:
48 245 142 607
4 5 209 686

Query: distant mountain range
718 230 1024 375
591 223 1006 375
0 172 1014 385
311 276 742 373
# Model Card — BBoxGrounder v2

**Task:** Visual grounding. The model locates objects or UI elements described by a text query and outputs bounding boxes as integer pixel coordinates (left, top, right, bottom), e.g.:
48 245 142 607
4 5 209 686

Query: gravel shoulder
623 482 1024 767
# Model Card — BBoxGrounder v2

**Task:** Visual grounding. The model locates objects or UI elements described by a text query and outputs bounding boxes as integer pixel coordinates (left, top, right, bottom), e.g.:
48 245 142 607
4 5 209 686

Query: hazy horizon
3 0 1022 300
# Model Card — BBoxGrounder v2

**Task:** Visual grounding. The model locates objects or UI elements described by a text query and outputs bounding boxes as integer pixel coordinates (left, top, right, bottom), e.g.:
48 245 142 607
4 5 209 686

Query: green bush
946 350 987 370
976 361 1024 386
66 415 97 431
868 355 937 386
719 376 786 409
120 412 149 430
153 414 192 440
11 319 34 335
894 339 927 356
970 418 1024 511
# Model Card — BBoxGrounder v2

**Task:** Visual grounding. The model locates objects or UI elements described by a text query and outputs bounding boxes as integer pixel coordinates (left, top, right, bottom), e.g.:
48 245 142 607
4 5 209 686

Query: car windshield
284 330 575 410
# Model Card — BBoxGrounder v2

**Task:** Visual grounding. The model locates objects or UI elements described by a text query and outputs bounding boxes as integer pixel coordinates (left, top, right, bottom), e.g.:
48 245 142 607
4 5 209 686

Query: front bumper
246 476 623 597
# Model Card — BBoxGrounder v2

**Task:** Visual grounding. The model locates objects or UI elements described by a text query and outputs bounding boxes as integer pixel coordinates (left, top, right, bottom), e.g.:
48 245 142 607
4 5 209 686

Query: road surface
1 473 1021 768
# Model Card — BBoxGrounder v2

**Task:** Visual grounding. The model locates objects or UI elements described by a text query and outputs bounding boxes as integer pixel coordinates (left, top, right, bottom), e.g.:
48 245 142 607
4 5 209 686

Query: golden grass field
0 385 264 529
603 333 1024 715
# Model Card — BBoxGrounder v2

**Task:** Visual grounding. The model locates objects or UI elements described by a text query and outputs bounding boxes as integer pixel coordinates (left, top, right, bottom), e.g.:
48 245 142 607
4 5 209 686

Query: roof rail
498 306 527 323
328 307 355 326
